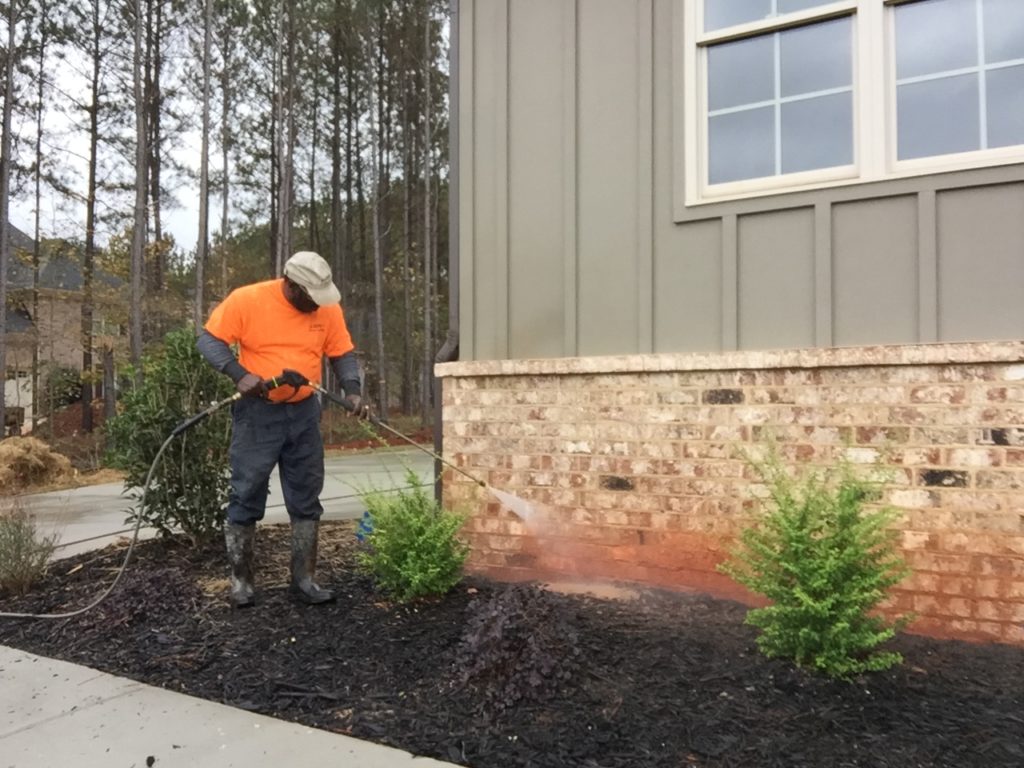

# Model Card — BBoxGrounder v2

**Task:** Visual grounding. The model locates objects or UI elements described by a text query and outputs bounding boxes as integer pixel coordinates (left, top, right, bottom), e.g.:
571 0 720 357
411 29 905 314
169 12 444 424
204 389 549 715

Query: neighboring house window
683 0 1024 205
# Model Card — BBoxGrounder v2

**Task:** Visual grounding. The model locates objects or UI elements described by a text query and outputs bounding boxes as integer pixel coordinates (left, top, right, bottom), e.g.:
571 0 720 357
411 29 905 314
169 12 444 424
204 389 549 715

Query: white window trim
676 0 1024 215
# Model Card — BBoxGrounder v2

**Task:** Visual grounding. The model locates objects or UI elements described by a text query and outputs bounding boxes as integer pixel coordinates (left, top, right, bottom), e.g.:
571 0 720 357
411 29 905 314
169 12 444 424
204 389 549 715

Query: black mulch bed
2 521 1023 768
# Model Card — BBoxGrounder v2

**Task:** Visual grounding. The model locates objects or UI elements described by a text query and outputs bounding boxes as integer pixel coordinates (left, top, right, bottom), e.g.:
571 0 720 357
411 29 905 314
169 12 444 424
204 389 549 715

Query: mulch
1 521 1022 768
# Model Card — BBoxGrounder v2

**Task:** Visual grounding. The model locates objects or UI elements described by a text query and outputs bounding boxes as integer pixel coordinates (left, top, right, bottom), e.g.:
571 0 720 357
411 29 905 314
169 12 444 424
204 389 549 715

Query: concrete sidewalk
0 646 459 767
19 448 435 559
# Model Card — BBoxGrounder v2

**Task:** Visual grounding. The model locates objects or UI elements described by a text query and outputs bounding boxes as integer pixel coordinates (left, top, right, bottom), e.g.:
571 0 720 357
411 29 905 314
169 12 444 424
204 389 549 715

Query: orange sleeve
204 290 245 344
323 304 355 357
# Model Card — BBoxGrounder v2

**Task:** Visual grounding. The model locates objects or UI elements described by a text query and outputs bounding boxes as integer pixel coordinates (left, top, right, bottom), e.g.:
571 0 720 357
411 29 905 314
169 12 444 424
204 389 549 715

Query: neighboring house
437 0 1024 643
3 223 124 431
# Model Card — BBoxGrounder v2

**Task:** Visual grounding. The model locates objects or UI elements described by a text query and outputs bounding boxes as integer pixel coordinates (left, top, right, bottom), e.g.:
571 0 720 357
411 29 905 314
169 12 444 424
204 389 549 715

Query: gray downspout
434 0 460 504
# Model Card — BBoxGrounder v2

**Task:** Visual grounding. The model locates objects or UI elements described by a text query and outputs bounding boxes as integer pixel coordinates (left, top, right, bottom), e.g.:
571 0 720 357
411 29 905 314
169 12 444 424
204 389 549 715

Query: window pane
778 0 837 12
709 107 775 183
704 0 772 32
781 92 853 173
780 17 852 97
708 35 774 111
987 64 1024 148
895 0 977 80
898 74 980 159
704 0 836 31
984 0 1024 63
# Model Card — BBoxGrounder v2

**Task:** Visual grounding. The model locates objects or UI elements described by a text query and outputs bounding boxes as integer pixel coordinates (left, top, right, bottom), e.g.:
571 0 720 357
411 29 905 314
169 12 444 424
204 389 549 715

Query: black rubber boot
225 521 256 608
289 519 335 605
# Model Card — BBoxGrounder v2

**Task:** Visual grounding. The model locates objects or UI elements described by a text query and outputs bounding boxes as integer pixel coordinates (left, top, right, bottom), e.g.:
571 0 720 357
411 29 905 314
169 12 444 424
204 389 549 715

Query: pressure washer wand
307 380 487 489
171 393 241 436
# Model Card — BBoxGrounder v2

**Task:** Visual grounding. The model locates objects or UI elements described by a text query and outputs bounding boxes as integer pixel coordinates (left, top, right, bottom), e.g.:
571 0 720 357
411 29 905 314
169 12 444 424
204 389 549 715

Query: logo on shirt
309 322 326 333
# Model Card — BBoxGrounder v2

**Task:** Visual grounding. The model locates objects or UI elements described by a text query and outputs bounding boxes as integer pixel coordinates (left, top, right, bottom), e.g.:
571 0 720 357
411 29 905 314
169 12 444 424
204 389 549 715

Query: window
682 0 1024 205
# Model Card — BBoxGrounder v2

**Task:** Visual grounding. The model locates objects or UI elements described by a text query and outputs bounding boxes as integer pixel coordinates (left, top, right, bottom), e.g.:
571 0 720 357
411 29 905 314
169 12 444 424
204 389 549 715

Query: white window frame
677 0 1024 213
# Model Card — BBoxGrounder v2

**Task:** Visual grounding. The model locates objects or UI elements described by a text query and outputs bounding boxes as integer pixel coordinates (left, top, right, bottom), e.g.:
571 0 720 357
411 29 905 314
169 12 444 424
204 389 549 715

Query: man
197 251 368 608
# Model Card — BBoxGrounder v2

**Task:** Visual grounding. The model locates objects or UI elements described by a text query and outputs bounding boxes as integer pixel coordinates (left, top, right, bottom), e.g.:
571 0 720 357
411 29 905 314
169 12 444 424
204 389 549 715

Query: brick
939 490 1003 513
901 530 935 550
974 600 1024 623
973 511 1024 534
945 448 1001 468
856 426 910 445
919 469 969 488
937 576 975 596
976 471 1024 490
910 385 967 404
888 489 938 509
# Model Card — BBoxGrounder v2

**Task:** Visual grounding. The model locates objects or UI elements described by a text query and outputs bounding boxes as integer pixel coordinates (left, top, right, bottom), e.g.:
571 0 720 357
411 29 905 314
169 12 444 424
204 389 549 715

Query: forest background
0 0 450 446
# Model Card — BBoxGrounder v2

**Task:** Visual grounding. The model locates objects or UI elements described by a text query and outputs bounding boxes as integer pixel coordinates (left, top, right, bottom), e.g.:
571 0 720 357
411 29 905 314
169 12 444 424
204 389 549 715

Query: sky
6 33 208 257
8 128 205 256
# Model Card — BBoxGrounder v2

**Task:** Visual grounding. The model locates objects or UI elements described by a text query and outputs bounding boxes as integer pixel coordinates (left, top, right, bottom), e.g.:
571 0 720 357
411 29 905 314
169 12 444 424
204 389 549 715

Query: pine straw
0 438 73 493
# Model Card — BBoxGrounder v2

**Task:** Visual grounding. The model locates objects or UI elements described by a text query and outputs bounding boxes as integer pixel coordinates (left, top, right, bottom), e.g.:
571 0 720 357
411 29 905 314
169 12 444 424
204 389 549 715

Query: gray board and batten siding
456 0 1024 363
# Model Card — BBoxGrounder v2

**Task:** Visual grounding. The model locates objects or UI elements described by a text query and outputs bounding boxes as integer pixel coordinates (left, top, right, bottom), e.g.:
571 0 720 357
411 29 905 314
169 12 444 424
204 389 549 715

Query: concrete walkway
20 448 435 558
0 646 458 767
2 447 460 767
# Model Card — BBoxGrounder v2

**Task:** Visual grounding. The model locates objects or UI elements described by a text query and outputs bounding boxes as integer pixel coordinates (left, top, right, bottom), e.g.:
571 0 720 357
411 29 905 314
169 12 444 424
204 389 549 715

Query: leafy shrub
453 585 581 716
357 469 469 602
40 364 82 408
0 437 73 492
720 450 910 679
105 327 234 545
0 500 59 596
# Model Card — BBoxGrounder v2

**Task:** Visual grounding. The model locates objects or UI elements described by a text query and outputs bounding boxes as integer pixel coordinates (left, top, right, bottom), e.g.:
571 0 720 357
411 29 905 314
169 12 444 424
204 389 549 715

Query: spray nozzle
265 369 309 390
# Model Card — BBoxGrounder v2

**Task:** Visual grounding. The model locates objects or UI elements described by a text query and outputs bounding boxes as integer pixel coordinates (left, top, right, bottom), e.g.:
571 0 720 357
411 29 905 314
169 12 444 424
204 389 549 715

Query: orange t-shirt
205 279 354 402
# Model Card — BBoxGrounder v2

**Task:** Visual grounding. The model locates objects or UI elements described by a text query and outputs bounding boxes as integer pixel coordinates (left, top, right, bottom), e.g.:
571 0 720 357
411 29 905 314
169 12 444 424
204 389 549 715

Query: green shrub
719 450 910 679
0 501 59 596
40 364 83 408
104 327 234 545
358 469 469 602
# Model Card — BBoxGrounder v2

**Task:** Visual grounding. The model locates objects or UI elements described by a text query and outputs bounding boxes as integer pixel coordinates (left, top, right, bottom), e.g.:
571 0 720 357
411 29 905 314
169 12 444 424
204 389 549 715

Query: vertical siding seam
814 202 833 346
636 0 654 353
496 0 510 358
722 213 738 350
918 190 938 342
460 0 476 359
563 0 578 358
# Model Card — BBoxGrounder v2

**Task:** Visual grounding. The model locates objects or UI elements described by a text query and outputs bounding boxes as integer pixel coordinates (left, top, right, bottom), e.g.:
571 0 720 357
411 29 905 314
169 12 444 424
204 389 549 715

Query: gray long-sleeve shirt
196 329 362 397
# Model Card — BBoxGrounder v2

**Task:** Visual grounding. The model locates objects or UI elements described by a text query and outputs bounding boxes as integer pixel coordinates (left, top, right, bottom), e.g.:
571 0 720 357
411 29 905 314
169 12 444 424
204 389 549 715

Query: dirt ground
1 521 1022 768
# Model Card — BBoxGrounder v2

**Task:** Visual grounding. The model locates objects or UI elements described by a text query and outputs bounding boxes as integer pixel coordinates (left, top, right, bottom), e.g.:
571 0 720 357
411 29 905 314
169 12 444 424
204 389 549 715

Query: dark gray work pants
226 395 324 526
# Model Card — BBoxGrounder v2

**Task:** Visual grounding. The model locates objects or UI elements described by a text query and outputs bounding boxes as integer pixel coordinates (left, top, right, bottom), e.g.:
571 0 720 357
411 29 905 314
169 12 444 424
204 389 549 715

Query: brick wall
437 342 1024 645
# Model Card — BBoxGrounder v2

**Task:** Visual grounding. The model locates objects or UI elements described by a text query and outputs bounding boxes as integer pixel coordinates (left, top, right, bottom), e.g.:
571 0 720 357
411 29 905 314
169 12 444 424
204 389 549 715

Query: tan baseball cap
283 251 341 306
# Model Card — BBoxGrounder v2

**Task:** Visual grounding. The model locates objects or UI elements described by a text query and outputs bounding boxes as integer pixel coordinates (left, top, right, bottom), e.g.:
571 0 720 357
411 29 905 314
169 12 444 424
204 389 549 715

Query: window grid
705 16 855 182
686 0 1024 206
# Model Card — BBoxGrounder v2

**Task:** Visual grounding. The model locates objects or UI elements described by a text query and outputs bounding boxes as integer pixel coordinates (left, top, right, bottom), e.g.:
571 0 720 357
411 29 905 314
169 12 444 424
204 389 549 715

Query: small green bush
104 327 234 545
0 501 59 596
40 364 83 408
358 469 469 602
720 450 910 679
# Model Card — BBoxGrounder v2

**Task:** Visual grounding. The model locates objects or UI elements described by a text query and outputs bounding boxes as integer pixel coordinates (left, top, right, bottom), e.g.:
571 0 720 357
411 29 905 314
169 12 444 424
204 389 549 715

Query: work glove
236 373 267 398
345 394 373 420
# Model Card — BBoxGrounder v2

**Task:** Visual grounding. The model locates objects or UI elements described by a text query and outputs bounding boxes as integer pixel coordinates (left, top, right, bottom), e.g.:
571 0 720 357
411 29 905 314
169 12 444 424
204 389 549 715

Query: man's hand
236 373 266 398
345 394 372 419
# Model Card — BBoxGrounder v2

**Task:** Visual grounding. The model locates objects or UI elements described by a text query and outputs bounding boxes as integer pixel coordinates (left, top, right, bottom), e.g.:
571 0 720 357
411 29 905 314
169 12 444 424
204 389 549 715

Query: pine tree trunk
330 1 344 294
131 0 148 372
421 4 433 425
0 0 16 435
220 57 230 298
194 0 213 329
81 0 102 433
31 0 49 431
